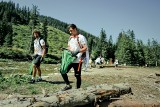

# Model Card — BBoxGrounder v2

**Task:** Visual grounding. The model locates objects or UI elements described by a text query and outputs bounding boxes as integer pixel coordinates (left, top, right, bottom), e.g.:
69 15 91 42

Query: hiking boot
29 79 35 84
36 78 42 82
61 85 72 91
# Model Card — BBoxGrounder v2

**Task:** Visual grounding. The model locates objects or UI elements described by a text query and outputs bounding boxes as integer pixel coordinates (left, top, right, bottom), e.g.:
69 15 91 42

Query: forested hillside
0 1 98 63
0 1 160 66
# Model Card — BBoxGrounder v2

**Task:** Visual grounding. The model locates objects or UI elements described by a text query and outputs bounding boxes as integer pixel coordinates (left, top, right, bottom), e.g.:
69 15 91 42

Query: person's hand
71 50 80 57
41 54 45 58
40 57 43 62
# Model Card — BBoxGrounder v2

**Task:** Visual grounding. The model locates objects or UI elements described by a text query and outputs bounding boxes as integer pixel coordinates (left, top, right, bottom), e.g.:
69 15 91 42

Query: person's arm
79 44 87 53
41 45 46 58
79 35 87 53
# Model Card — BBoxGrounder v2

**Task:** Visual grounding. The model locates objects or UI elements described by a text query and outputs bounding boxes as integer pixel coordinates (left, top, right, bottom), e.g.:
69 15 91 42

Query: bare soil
0 66 160 107
86 66 160 106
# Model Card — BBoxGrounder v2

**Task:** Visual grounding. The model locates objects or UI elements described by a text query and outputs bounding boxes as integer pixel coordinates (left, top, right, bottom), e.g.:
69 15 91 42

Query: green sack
60 50 75 74
28 61 33 75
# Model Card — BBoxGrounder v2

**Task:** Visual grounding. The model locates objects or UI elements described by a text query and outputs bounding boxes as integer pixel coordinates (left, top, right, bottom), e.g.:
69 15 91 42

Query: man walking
61 24 88 90
29 30 46 83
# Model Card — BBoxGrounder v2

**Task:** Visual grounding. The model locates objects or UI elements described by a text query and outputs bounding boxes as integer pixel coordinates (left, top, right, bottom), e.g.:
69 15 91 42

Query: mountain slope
12 24 69 55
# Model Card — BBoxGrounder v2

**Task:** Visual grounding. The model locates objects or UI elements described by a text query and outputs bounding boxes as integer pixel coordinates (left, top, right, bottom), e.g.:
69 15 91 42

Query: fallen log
155 73 160 76
30 83 132 107
0 83 131 107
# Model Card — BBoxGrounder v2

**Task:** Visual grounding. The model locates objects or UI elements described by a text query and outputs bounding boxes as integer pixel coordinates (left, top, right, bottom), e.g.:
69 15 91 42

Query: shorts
33 54 42 67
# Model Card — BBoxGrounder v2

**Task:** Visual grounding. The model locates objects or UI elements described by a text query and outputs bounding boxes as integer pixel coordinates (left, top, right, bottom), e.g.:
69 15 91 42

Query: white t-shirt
95 57 101 64
68 34 87 63
34 38 45 55
115 59 118 65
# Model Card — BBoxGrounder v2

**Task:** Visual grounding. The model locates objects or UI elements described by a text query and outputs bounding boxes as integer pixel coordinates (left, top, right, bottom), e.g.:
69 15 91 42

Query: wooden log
0 83 131 107
30 83 132 107
155 73 160 76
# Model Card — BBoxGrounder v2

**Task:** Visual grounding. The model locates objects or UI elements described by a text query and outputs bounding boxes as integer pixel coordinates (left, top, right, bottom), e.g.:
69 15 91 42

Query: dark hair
33 29 40 35
68 24 77 30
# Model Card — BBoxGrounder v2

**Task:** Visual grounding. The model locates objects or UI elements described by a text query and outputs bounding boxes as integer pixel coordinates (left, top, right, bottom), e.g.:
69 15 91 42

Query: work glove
71 50 80 57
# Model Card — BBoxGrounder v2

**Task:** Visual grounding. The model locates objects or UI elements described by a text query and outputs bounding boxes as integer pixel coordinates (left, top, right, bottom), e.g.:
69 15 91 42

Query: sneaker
61 85 72 91
29 79 35 84
36 78 42 82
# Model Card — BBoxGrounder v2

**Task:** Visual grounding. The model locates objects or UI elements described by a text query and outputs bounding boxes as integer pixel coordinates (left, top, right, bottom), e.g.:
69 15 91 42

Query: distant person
95 56 102 65
29 30 46 83
114 59 118 68
60 24 88 91
101 57 105 64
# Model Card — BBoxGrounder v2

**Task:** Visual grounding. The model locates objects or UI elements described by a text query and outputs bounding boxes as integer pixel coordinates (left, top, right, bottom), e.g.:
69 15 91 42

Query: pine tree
29 5 39 53
144 39 153 66
106 35 115 61
115 31 134 65
136 40 145 66
151 39 159 66
88 36 93 55
96 28 107 57
42 18 48 42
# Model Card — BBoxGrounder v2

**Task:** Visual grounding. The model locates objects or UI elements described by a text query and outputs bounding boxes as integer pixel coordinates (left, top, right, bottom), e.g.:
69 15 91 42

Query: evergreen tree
2 11 9 22
136 40 145 66
126 30 137 65
41 18 48 42
29 5 39 53
144 39 153 66
115 31 133 65
88 36 93 55
0 21 8 46
106 35 115 61
96 28 107 58
41 17 48 53
0 21 5 46
29 5 39 30
4 33 12 47
151 39 159 66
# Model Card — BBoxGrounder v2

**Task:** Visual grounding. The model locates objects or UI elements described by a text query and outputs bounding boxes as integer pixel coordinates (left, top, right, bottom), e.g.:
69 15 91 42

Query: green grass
0 60 99 95
1 60 160 96
0 60 62 95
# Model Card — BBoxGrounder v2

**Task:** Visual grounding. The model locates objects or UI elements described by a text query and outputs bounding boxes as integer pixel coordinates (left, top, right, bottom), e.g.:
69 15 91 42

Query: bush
43 54 61 64
0 47 31 61
0 47 61 64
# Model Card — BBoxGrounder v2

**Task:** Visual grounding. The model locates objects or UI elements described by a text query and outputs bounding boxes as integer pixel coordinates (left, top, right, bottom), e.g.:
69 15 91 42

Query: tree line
0 1 160 66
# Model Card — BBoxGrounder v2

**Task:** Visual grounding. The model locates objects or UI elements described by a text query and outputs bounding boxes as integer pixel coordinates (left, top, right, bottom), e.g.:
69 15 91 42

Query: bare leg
37 66 41 77
32 64 37 79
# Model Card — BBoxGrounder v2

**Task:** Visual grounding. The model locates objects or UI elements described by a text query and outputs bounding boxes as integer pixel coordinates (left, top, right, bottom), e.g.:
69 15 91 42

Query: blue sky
2 0 160 43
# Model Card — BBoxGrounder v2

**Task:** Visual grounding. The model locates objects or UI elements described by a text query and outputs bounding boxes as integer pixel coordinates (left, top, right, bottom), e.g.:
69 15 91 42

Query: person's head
33 30 40 38
68 24 78 36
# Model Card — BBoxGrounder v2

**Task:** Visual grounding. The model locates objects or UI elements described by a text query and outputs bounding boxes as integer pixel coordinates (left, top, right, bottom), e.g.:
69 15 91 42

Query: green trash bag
60 50 75 74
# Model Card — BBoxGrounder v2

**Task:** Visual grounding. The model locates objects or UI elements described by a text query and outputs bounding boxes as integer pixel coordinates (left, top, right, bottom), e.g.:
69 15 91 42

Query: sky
2 0 160 43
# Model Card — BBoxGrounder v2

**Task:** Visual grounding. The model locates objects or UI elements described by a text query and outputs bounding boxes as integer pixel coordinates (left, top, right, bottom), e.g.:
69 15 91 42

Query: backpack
39 38 49 54
69 35 86 59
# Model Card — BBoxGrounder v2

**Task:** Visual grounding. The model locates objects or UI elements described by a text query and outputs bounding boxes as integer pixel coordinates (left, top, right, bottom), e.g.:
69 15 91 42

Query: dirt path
39 66 160 106
0 66 160 106
85 67 160 106
87 67 160 99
